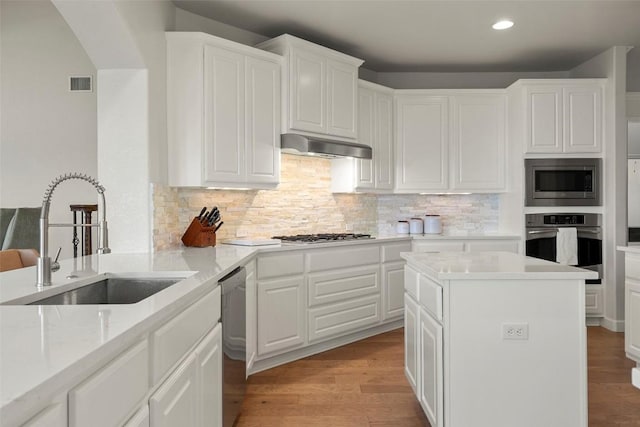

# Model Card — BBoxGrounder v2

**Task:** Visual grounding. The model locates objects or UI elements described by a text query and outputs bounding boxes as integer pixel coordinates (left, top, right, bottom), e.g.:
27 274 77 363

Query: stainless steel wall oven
525 158 601 206
525 213 602 284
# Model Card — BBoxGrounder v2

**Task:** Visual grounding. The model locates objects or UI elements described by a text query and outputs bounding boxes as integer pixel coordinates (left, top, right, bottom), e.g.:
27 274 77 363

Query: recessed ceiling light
492 20 514 30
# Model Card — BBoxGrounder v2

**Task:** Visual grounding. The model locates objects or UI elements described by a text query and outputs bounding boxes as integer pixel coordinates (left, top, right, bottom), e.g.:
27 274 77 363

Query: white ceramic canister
424 214 442 234
396 220 410 234
409 218 424 234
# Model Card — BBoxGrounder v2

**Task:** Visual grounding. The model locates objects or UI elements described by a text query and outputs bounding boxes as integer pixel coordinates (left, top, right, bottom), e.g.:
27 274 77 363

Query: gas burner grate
272 233 373 243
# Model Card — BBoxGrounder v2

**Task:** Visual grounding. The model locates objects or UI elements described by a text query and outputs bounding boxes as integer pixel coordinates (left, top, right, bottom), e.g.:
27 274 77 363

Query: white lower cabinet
124 406 150 427
625 252 640 366
150 324 222 427
252 240 410 370
257 276 305 356
419 308 444 427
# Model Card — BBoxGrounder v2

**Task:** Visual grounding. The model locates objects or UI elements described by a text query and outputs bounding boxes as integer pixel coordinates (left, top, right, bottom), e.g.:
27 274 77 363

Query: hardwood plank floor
238 327 640 427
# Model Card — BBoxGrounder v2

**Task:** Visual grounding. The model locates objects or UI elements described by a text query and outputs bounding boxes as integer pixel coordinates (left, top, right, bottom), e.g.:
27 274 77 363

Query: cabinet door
627 279 640 360
150 353 198 427
245 56 281 184
396 96 449 191
246 261 257 372
204 45 245 183
525 86 563 153
404 294 420 395
257 276 305 356
327 59 358 138
290 48 325 134
375 92 394 190
450 94 506 191
383 261 406 320
563 85 602 153
355 86 375 189
195 324 222 427
419 308 444 427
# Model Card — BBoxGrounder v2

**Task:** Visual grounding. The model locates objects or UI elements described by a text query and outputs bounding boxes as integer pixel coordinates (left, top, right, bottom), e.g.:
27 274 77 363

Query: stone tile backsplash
152 154 500 250
376 194 500 236
152 154 377 250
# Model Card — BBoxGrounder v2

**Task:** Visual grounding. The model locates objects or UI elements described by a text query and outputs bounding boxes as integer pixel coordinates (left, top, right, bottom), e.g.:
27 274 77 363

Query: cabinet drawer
308 265 379 307
412 241 464 253
381 241 412 262
419 275 443 321
404 265 419 300
69 340 149 427
308 245 380 272
152 287 220 384
257 252 304 279
308 294 381 342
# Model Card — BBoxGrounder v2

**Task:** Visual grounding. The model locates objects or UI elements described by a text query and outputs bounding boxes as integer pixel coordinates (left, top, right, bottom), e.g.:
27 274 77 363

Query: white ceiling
173 0 640 72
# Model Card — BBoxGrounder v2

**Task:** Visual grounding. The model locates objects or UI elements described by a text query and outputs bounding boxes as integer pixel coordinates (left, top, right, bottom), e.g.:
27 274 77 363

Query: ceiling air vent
69 76 92 92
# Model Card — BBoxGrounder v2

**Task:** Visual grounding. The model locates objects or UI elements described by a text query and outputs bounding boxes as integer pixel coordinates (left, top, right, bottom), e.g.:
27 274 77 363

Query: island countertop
401 251 599 281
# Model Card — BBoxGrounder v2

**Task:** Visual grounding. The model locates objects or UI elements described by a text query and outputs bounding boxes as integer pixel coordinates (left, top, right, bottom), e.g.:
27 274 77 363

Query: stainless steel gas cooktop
271 233 373 244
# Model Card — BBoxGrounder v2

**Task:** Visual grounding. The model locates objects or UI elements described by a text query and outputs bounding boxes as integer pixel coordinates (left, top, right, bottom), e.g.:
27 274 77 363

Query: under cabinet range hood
280 133 372 159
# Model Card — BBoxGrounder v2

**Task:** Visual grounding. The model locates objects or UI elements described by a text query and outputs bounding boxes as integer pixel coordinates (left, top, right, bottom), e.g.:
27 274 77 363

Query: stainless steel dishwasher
219 266 247 427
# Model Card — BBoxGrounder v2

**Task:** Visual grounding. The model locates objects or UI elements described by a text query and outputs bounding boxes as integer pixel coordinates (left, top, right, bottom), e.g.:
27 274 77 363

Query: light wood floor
237 327 640 427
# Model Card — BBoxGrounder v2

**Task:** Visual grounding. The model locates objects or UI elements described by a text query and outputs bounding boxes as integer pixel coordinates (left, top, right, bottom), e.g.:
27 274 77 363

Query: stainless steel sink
29 277 183 305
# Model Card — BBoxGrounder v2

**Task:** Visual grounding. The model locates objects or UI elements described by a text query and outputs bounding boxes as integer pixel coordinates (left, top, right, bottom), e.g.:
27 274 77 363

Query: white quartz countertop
410 233 520 240
0 236 413 422
0 245 258 423
401 251 599 280
618 245 640 254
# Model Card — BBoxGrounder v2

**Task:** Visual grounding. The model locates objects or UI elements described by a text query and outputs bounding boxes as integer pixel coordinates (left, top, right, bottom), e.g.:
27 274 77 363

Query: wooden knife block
181 217 216 248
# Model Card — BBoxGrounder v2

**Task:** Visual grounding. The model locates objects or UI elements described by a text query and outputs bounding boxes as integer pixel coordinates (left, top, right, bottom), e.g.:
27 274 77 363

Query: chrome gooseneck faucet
37 173 111 286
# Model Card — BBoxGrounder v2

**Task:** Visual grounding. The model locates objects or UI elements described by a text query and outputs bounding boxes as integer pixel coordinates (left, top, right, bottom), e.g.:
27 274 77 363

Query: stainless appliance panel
525 213 602 284
525 158 601 206
220 267 247 427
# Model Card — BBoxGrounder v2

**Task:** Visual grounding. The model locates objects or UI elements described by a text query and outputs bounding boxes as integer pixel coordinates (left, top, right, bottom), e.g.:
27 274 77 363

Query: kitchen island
402 251 597 427
618 245 640 389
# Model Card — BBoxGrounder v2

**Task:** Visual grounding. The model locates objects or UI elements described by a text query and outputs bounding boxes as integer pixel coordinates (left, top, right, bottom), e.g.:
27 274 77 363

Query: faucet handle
51 247 61 272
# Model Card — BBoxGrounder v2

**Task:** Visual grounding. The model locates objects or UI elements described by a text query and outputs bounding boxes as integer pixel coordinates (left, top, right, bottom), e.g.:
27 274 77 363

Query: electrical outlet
345 223 354 231
502 323 529 340
236 229 248 238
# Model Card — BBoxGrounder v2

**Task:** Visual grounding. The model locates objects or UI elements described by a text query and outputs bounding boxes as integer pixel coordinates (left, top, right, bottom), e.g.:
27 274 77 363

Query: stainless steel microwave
525 158 602 206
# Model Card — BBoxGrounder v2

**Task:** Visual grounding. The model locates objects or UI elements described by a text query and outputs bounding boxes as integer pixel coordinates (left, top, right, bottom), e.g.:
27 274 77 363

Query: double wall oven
525 213 602 284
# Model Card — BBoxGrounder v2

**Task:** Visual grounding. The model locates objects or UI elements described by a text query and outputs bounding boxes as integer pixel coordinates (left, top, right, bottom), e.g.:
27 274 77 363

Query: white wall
374 70 570 89
174 7 268 46
570 46 628 331
627 48 640 92
0 0 97 261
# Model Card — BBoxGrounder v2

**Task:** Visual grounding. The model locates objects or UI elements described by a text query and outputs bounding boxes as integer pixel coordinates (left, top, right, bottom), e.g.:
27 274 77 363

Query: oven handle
526 228 602 240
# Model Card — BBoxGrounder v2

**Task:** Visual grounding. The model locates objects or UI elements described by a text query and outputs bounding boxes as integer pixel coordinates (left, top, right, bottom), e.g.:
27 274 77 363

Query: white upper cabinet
167 32 281 189
257 34 363 141
515 79 604 154
395 91 507 193
450 94 506 191
395 94 449 192
331 80 394 193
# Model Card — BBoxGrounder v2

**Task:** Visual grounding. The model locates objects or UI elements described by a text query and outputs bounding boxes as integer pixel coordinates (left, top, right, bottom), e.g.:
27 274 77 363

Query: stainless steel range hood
280 133 372 159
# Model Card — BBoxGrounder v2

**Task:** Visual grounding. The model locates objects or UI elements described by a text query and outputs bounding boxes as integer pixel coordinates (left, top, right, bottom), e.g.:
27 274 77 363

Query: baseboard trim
249 319 404 375
632 368 640 390
601 317 625 332
586 317 602 327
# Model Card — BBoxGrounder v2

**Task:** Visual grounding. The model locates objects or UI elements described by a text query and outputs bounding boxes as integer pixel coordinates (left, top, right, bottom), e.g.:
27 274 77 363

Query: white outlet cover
502 322 529 340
